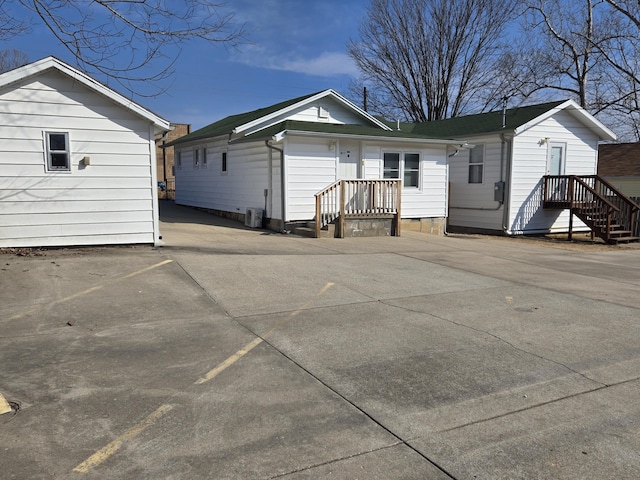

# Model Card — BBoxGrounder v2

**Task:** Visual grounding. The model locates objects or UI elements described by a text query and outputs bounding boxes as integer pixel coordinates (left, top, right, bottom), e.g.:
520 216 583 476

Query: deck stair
543 175 640 244
314 179 402 238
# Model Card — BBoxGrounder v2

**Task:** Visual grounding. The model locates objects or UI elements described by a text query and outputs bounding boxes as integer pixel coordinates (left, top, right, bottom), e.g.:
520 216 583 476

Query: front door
547 143 565 175
338 143 360 179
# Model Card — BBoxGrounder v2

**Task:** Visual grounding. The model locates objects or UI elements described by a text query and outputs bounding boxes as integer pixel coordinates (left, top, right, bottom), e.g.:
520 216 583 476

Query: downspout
265 140 286 233
501 134 513 233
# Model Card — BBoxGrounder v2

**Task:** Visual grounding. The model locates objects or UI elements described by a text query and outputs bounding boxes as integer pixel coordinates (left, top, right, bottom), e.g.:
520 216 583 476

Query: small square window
45 132 70 171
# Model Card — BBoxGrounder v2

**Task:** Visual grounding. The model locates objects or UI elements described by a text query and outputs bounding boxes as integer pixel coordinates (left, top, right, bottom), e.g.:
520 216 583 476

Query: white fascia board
275 129 469 147
514 99 616 141
0 56 170 131
233 89 392 135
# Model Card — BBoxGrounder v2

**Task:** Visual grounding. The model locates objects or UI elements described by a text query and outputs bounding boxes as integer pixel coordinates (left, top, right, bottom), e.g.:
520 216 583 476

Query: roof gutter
277 129 470 147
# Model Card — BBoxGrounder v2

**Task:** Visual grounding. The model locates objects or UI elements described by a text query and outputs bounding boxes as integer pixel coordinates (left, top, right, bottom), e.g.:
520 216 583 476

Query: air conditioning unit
245 208 263 228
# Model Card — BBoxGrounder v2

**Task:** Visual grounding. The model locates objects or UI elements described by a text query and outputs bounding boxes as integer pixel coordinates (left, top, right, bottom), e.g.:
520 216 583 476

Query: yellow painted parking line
194 337 264 385
73 404 173 474
8 259 173 321
195 282 335 385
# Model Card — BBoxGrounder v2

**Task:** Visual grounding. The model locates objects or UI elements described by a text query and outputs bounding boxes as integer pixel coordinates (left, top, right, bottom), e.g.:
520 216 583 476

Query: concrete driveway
2 201 640 479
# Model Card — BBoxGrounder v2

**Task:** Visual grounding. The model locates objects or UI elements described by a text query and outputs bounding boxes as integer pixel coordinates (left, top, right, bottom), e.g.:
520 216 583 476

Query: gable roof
167 89 393 146
398 99 616 141
0 56 170 131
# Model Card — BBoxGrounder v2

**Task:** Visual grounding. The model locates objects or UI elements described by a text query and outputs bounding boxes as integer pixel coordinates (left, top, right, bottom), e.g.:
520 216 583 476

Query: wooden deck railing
315 179 402 238
543 175 639 243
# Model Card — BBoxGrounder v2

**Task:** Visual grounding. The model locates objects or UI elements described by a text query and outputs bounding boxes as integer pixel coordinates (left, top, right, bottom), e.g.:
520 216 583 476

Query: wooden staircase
543 175 640 244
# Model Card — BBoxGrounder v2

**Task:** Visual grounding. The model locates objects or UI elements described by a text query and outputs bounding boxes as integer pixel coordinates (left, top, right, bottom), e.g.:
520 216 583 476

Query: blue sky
7 0 369 130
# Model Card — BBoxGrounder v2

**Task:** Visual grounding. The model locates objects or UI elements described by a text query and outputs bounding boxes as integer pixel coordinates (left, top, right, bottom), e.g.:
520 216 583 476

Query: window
383 152 400 178
468 144 484 183
45 132 70 171
176 151 182 169
194 148 199 168
404 153 420 188
383 152 420 188
221 151 227 173
202 147 208 167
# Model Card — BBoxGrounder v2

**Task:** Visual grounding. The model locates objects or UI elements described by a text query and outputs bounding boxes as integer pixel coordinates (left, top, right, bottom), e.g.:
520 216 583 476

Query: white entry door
338 143 360 179
547 143 566 175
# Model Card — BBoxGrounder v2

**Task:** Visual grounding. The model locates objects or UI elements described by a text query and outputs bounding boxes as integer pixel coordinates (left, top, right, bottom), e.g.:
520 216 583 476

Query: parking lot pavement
1 201 640 479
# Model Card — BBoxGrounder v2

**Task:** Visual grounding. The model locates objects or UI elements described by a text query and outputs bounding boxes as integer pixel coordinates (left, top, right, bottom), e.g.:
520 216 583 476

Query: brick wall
155 123 191 184
598 143 640 176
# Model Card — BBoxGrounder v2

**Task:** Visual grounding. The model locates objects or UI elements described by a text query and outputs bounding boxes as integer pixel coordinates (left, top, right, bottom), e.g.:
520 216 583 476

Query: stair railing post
315 191 321 238
339 180 346 238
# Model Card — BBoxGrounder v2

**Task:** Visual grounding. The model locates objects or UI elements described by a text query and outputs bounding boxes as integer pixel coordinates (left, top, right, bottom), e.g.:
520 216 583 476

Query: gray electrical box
494 181 505 202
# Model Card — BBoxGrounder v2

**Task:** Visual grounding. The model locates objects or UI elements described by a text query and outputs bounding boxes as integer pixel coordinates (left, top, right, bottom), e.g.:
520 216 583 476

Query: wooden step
608 236 640 244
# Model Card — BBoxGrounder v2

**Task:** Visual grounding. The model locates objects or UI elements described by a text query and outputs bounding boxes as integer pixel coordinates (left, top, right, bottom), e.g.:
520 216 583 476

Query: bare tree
3 0 243 96
508 0 640 140
0 49 29 73
347 0 520 122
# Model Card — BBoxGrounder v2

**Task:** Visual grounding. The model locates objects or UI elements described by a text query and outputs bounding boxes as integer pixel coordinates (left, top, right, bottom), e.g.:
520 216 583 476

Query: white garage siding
0 70 162 248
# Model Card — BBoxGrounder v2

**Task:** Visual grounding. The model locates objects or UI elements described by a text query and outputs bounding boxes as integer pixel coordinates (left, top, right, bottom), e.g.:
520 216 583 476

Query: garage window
45 132 70 171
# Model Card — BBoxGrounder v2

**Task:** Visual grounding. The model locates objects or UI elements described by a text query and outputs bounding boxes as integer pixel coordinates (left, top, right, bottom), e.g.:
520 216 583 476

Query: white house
168 89 468 236
0 57 170 248
407 100 617 235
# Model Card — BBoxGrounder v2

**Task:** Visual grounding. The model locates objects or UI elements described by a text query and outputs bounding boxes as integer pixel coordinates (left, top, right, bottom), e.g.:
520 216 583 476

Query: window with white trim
202 147 208 167
468 144 484 183
383 151 420 188
383 152 400 179
194 148 199 168
403 153 420 188
45 132 70 171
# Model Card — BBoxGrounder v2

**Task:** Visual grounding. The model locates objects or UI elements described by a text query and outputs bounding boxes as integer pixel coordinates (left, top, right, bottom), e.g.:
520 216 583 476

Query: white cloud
236 49 359 78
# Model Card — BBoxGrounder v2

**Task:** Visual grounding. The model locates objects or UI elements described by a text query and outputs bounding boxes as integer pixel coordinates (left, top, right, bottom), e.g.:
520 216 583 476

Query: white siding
448 136 505 231
243 97 368 136
175 138 272 218
285 137 338 221
508 110 598 234
0 71 158 248
362 142 448 218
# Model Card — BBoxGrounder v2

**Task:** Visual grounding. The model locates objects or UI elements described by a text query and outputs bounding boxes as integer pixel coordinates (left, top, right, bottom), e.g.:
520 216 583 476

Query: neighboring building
167 89 468 236
0 57 170 248
408 100 616 235
598 142 640 197
155 123 191 199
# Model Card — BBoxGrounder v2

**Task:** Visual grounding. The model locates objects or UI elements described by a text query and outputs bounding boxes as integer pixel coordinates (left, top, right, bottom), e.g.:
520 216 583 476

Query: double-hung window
383 152 420 188
468 144 484 183
45 132 70 171
403 153 420 188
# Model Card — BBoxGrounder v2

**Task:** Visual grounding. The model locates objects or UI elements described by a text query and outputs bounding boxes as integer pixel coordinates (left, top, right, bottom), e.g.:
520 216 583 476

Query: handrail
543 175 638 243
314 179 402 237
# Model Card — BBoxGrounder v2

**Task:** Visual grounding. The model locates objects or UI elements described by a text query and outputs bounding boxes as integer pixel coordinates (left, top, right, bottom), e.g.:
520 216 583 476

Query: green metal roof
240 119 438 142
394 101 567 139
166 90 326 146
167 94 569 147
